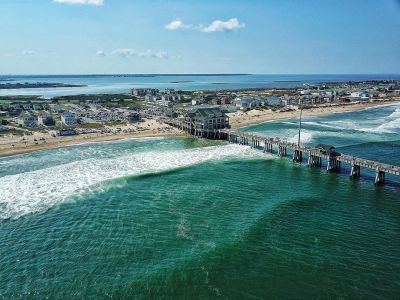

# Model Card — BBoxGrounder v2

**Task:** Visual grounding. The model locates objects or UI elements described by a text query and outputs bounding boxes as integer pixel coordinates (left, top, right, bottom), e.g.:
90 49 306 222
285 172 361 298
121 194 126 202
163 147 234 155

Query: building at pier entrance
185 107 230 131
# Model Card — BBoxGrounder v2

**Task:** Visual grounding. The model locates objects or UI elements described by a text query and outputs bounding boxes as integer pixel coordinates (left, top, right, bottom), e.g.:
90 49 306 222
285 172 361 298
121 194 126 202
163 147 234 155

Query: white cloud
202 18 245 32
53 0 103 6
165 20 191 30
22 50 35 56
106 48 168 59
111 48 137 58
96 50 106 56
164 18 245 33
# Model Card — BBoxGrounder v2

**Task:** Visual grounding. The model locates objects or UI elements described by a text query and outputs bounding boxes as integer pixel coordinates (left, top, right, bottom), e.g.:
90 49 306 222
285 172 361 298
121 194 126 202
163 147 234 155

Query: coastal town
0 79 399 156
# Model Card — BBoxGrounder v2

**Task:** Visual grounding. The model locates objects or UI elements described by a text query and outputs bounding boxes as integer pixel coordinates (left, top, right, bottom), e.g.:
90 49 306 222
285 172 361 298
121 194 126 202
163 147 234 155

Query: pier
164 118 400 185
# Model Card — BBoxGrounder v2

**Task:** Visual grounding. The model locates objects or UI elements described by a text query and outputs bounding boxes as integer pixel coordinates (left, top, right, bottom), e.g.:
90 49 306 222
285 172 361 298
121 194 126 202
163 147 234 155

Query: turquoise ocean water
1 103 400 298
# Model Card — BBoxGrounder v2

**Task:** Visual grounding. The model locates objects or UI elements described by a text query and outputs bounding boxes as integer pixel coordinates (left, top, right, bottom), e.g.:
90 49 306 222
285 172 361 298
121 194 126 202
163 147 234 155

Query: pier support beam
292 150 303 162
278 146 286 157
375 169 385 185
327 158 340 173
350 164 361 179
307 155 322 167
263 141 273 153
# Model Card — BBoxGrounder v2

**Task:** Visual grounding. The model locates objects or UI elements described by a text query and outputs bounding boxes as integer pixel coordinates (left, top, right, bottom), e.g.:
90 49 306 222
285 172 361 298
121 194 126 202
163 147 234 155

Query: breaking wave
302 121 345 130
288 131 315 144
358 108 400 134
0 144 264 220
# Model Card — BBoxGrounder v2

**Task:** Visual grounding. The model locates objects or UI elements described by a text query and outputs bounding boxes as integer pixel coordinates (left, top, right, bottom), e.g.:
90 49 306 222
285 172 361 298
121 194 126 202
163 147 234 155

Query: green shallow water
1 104 400 298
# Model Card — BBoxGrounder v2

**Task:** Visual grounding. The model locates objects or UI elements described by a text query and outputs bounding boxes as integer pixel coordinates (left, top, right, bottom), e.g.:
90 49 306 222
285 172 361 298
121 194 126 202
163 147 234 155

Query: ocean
0 103 399 298
1 74 400 98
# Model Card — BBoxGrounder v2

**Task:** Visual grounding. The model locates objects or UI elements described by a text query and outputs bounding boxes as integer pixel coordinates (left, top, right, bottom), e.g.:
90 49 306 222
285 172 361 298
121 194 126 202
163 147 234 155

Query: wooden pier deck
163 118 400 185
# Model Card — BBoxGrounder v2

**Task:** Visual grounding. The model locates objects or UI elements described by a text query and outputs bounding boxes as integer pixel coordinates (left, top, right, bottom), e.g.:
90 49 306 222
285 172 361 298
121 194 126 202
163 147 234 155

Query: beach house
38 112 55 126
233 96 267 111
61 111 77 126
18 112 38 128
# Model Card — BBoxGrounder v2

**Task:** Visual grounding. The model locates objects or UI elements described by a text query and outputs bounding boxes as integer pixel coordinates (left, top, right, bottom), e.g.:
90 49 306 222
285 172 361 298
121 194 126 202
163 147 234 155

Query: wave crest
0 144 263 220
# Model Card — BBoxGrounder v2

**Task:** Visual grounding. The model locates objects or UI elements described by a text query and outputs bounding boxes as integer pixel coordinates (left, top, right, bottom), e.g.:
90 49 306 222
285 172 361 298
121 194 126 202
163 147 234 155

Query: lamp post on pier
297 98 303 147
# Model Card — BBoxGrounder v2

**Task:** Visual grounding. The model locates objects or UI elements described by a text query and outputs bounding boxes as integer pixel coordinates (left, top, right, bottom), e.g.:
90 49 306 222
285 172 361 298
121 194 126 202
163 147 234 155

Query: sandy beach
228 99 400 129
0 99 398 158
0 119 185 158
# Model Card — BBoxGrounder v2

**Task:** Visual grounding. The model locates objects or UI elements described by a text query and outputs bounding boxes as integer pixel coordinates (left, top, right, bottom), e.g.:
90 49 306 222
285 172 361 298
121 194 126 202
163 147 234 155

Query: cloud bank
53 0 104 6
165 18 245 33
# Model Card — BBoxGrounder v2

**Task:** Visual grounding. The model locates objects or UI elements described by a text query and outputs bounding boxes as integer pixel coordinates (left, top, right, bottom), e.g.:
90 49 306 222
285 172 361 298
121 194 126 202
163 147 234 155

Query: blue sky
0 0 399 74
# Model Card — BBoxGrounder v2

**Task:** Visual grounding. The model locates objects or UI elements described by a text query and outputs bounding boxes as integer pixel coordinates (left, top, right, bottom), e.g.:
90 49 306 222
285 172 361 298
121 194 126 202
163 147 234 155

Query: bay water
1 74 400 98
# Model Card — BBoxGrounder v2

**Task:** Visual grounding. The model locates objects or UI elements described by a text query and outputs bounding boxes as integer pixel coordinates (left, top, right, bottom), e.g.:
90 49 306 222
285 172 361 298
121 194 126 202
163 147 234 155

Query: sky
0 0 399 74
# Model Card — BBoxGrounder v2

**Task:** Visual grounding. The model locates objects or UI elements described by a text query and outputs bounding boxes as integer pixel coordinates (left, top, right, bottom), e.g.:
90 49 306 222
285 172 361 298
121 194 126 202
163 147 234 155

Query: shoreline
228 99 400 129
0 99 399 158
0 129 187 159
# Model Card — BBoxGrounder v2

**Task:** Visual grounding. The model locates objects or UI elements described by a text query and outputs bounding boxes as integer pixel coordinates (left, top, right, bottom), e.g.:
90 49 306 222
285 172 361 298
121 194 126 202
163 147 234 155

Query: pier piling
350 164 361 179
162 121 400 186
375 169 385 185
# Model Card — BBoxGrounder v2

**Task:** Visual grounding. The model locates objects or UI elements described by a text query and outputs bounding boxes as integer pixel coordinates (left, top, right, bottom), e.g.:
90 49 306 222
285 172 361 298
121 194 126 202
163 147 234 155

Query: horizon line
1 73 400 77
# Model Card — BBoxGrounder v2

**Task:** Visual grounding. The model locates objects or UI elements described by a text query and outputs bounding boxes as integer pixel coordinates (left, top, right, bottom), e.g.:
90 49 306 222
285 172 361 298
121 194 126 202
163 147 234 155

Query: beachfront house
233 96 267 111
349 91 370 102
184 107 230 131
266 96 283 106
38 112 55 126
18 112 38 128
58 129 77 136
61 111 77 126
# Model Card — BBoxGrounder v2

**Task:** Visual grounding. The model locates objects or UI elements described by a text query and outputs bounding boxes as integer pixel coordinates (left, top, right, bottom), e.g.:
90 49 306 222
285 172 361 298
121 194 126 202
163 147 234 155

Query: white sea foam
388 108 400 119
358 108 400 134
288 131 315 144
302 121 343 130
0 144 264 220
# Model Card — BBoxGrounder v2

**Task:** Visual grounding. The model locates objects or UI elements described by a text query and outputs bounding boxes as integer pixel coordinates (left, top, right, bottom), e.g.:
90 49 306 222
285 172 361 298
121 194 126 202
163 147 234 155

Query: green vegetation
175 102 191 109
53 94 136 102
0 129 25 137
106 121 127 127
0 96 42 102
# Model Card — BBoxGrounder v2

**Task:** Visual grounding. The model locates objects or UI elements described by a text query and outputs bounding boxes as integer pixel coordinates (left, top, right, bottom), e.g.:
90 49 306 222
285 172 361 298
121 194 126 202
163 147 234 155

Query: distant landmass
0 82 86 89
170 80 194 83
0 74 250 79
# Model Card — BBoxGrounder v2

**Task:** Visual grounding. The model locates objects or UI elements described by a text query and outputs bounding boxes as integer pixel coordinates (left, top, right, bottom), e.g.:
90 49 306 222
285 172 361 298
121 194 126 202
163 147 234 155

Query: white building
349 91 370 102
18 113 37 128
61 111 77 126
233 96 267 111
